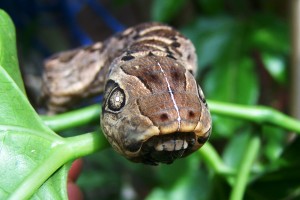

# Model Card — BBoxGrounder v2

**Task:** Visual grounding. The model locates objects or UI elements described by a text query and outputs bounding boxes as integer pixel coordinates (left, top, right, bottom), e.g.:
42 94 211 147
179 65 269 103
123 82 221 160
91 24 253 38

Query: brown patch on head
120 55 186 94
137 92 202 133
171 70 181 82
118 55 203 134
188 110 195 119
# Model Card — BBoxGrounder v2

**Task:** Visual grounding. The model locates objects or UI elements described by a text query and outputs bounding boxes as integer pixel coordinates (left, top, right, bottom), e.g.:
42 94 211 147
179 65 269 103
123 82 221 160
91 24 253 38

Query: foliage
0 0 299 199
0 10 108 199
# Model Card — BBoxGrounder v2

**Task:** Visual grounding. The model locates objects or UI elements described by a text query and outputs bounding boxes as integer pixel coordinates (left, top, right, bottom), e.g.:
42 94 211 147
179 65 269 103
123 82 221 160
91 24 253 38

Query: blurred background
1 0 299 199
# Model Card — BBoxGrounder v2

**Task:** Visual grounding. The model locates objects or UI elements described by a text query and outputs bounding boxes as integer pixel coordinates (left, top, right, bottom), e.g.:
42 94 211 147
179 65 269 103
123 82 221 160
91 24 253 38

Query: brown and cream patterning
42 22 212 165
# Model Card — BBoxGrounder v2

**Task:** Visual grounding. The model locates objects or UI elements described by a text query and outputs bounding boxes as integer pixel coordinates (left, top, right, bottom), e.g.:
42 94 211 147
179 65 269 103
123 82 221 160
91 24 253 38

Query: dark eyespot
106 86 126 112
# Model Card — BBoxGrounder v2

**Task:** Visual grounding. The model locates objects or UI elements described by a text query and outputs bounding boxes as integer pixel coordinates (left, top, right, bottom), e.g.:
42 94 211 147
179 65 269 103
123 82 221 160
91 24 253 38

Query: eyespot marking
106 87 126 112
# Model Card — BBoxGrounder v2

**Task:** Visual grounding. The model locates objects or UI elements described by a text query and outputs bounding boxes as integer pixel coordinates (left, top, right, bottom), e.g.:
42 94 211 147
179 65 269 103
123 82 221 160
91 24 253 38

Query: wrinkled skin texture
42 23 212 165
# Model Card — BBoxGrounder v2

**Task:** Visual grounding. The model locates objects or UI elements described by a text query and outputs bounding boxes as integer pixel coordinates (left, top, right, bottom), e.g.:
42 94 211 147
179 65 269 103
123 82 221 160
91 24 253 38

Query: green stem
199 143 236 177
229 135 261 200
208 100 300 133
41 104 101 132
65 129 110 159
9 131 109 200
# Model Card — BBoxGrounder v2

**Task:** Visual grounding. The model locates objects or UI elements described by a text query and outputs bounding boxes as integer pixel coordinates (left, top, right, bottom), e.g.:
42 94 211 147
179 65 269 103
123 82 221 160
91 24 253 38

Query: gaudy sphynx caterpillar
42 22 212 165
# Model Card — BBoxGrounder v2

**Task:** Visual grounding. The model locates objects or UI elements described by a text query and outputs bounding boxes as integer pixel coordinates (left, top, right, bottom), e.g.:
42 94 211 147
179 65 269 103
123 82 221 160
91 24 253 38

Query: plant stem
199 143 235 177
8 131 109 200
229 134 261 200
208 100 300 133
41 104 101 132
65 130 110 159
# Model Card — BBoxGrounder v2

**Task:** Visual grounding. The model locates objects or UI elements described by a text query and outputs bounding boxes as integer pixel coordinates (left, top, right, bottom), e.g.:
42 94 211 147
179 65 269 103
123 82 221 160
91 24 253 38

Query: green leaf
204 57 259 137
0 10 69 199
249 14 289 85
0 10 25 93
261 53 287 85
222 130 251 169
247 166 300 200
261 125 285 162
151 0 186 22
182 16 236 71
250 15 289 54
246 138 300 200
147 155 211 200
0 57 71 200
204 57 258 105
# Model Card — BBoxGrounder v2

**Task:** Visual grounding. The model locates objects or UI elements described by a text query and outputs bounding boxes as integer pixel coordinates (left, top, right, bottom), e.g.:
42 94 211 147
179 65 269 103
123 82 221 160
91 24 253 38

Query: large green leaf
0 10 69 199
0 10 25 93
182 16 236 72
250 14 289 85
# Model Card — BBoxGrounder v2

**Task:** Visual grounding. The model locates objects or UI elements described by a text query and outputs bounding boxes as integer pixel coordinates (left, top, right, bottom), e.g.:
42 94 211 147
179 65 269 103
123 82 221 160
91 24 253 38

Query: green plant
1 6 299 200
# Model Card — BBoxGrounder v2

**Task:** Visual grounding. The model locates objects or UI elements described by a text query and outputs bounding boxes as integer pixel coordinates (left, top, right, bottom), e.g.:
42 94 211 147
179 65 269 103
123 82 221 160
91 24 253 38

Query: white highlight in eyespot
157 61 181 131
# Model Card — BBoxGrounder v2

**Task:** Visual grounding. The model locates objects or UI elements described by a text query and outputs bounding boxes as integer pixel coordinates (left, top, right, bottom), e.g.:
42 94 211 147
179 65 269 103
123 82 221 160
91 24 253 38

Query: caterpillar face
101 53 211 165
